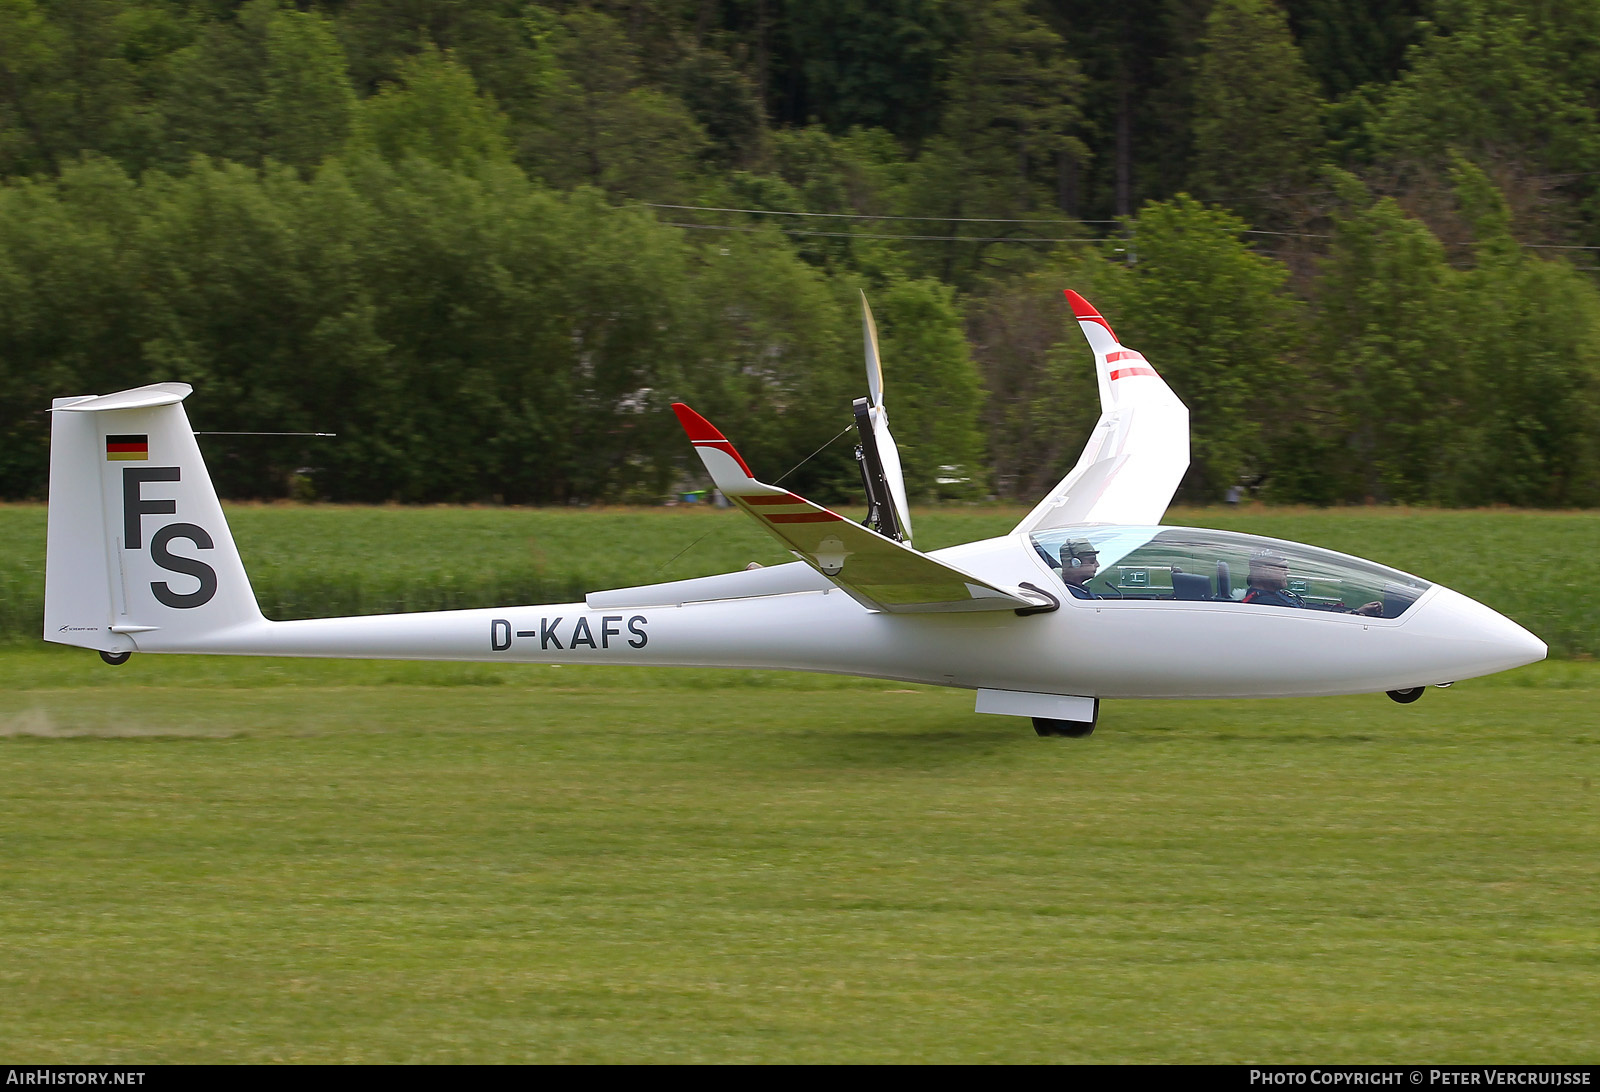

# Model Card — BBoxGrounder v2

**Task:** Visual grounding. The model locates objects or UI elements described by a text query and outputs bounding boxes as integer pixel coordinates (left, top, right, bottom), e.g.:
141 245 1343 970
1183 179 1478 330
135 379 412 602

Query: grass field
1 503 1597 1061
1 650 1596 1062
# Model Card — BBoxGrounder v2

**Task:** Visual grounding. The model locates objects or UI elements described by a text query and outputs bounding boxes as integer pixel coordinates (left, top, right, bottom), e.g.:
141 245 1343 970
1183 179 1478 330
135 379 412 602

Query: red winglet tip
672 403 755 477
671 402 726 443
1064 289 1118 340
1063 289 1097 317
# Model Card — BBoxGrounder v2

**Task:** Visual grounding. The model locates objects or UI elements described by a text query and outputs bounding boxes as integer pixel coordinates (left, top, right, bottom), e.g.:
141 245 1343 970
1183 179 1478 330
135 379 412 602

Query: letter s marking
149 523 217 608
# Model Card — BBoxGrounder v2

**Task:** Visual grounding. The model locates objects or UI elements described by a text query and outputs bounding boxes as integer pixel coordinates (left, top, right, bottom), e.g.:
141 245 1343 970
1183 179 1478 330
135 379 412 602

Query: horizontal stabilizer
53 382 193 413
673 404 1048 614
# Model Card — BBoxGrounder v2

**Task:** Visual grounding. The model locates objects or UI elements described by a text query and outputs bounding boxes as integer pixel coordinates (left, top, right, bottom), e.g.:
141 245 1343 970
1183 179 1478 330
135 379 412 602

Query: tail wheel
99 650 131 666
1386 687 1424 704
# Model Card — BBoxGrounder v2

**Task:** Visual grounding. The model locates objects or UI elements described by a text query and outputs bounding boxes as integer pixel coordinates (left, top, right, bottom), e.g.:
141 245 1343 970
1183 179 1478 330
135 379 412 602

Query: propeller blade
874 413 914 544
861 290 883 408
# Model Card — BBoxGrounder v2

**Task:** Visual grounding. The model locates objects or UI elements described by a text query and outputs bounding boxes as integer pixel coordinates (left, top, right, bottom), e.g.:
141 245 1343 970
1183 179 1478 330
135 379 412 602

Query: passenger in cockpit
1060 540 1101 599
1244 550 1384 615
1242 552 1304 608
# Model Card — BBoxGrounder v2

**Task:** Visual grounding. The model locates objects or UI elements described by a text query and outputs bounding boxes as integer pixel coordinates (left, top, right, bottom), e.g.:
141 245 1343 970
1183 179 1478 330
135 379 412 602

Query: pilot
1242 551 1303 608
1244 550 1384 615
1060 539 1101 599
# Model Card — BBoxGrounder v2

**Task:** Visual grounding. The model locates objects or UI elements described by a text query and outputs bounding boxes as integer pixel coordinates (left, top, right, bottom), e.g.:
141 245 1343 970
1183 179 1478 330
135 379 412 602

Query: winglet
1064 289 1117 341
671 402 770 492
673 402 754 476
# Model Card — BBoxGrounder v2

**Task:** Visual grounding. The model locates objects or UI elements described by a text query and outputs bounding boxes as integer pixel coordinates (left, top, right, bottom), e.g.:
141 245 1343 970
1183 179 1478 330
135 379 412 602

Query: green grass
2 501 1595 1058
2 502 1597 654
1 647 1597 1062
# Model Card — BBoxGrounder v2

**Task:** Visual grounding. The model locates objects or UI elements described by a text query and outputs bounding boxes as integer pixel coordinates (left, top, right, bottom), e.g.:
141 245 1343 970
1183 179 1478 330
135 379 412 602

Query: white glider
42 291 1545 736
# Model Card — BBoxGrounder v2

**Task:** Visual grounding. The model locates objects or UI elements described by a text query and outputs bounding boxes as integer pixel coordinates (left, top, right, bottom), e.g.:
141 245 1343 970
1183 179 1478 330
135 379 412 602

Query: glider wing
673 404 1047 614
1012 290 1190 534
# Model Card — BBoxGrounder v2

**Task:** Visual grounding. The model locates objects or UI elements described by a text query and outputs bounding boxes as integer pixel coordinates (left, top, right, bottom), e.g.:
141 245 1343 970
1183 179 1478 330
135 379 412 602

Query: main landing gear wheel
1386 686 1424 704
99 650 131 666
1033 716 1095 738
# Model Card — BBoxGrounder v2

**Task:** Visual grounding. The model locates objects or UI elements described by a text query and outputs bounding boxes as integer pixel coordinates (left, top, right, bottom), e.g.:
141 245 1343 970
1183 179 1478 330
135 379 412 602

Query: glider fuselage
123 532 1543 701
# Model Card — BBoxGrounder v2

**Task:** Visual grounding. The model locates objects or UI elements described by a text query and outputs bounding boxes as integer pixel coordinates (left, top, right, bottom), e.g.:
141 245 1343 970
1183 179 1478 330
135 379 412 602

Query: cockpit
1031 526 1431 619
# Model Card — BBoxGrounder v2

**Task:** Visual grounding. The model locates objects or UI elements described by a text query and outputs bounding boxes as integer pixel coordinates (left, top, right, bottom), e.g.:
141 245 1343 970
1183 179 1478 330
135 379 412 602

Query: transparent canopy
1031 526 1432 619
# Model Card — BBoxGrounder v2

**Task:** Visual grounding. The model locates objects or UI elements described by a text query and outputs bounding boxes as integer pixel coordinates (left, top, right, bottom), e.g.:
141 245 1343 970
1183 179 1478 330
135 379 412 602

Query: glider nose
1409 586 1546 678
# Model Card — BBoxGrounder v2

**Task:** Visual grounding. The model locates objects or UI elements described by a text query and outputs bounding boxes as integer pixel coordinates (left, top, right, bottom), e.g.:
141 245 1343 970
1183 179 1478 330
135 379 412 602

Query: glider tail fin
45 384 263 654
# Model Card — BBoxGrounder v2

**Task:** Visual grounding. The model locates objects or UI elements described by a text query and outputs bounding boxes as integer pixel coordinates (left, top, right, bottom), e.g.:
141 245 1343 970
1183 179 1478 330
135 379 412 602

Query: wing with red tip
1012 291 1190 534
672 404 1047 613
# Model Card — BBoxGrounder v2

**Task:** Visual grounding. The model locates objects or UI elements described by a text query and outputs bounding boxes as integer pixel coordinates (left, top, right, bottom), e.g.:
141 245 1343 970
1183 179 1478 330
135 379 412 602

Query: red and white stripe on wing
741 493 843 524
1105 349 1157 381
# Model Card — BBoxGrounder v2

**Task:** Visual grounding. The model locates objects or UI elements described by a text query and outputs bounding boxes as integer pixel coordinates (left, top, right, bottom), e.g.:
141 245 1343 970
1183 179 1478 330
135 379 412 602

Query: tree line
2 0 1598 507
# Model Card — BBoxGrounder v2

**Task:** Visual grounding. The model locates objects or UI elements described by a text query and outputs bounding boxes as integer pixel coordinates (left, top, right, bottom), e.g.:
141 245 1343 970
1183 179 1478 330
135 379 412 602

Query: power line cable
664 221 1098 244
637 201 1118 225
644 203 1600 254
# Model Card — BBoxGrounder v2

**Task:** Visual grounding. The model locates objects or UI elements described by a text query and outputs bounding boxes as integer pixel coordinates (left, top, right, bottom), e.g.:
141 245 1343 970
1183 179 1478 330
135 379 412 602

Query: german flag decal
105 434 149 461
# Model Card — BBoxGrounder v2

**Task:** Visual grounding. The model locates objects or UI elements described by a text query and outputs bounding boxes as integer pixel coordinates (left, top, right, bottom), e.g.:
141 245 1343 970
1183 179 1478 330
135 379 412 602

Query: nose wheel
1386 687 1424 704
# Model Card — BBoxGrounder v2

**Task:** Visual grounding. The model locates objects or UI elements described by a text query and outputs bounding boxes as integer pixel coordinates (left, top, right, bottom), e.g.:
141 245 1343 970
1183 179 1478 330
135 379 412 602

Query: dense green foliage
1 502 1593 656
4 1 1600 506
2 646 1596 1061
